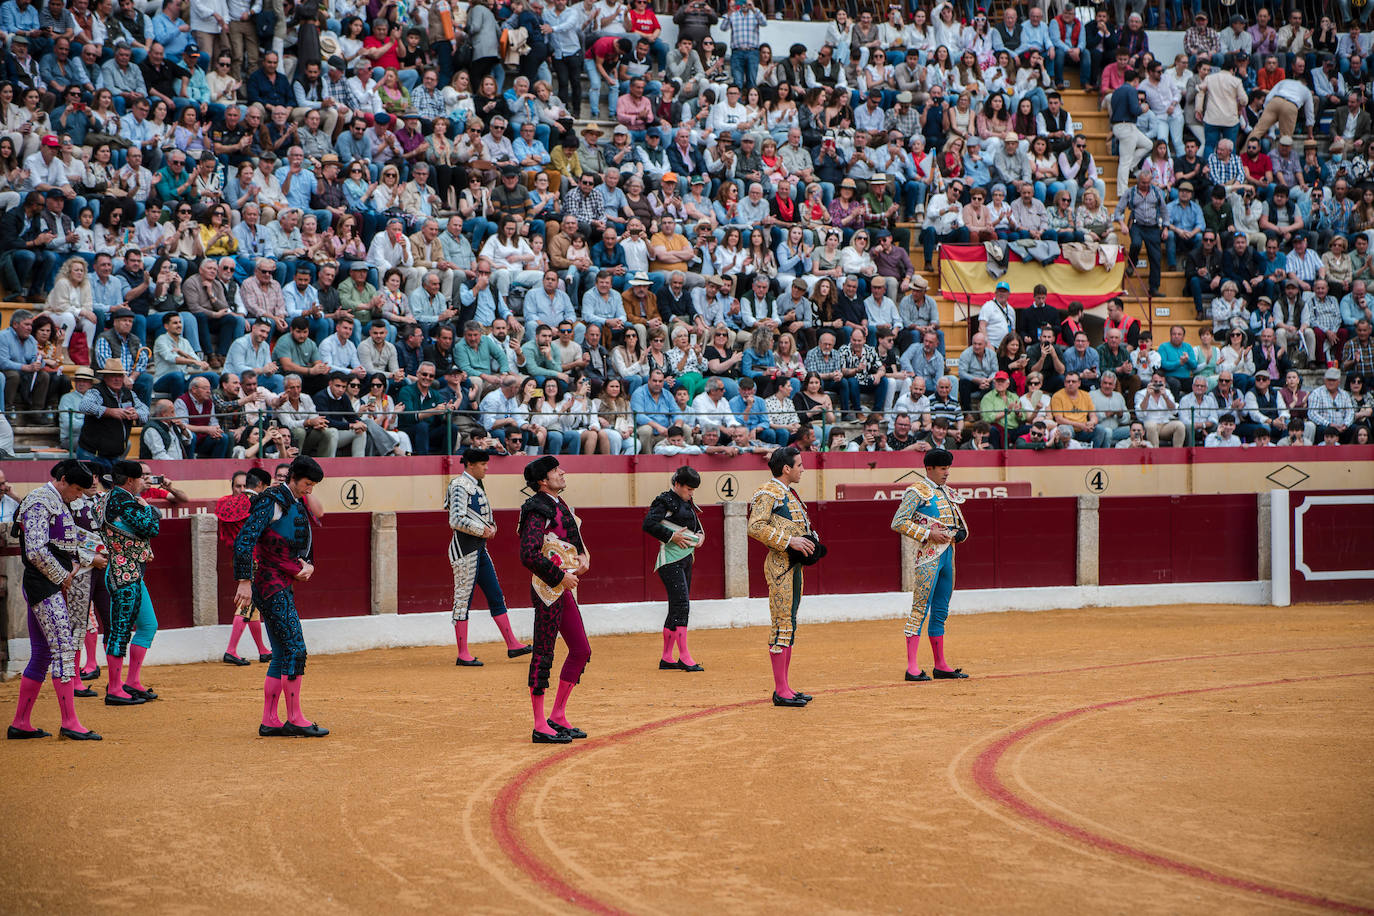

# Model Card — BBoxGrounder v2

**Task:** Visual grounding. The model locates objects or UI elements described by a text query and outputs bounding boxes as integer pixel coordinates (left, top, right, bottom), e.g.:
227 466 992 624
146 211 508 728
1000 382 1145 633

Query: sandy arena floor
1 602 1371 915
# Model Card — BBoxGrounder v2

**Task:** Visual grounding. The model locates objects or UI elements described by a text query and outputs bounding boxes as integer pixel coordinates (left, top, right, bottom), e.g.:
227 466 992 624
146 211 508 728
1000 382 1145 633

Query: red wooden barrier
147 518 194 630
1290 492 1374 603
216 513 374 622
395 504 727 614
1097 495 1258 586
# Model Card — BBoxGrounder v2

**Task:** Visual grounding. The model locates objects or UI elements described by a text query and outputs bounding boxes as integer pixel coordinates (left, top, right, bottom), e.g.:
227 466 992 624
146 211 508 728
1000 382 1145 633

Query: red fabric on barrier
146 518 193 630
217 514 374 621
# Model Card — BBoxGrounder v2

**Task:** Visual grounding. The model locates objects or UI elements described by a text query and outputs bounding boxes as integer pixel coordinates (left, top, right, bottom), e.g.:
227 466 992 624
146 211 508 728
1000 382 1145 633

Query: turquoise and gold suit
890 475 968 639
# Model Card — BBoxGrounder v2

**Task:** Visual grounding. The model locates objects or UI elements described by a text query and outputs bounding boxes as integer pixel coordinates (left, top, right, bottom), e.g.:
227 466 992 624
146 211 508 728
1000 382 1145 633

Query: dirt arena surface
1 602 1371 915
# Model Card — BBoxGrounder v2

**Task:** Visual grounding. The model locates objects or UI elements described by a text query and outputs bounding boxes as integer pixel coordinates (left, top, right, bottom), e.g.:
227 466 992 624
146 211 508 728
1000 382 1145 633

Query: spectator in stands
956 331 997 410
1051 370 1108 448
1308 366 1357 439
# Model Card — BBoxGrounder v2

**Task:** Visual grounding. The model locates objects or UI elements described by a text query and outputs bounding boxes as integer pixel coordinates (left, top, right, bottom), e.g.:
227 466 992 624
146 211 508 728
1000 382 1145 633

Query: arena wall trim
3 582 1271 669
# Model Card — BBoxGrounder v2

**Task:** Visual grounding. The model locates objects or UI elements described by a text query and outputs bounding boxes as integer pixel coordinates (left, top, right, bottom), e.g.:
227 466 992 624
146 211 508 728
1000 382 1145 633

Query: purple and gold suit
14 483 82 682
517 492 590 696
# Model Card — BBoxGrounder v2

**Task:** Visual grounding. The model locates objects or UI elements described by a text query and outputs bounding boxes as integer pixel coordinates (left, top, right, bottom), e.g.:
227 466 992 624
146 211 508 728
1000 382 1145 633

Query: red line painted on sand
490 643 1374 915
971 671 1374 915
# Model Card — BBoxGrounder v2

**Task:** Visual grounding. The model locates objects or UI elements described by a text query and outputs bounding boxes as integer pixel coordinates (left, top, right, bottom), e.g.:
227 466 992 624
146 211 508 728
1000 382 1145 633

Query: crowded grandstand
0 0 1370 465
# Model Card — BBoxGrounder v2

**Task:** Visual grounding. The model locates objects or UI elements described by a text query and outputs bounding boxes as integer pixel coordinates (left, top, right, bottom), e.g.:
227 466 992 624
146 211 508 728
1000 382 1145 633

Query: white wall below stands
5 579 1269 668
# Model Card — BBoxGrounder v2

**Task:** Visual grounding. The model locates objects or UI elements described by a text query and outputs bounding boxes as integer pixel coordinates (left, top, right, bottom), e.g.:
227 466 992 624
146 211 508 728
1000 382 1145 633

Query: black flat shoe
792 691 813 702
455 657 484 666
659 659 686 670
906 670 933 682
104 692 146 706
258 653 273 664
59 727 102 740
258 724 288 737
932 667 969 679
283 721 329 737
548 719 587 739
80 666 100 680
124 686 158 700
507 645 533 658
7 725 50 739
532 728 572 744
680 662 704 672
223 652 250 666
772 692 808 707
74 687 98 697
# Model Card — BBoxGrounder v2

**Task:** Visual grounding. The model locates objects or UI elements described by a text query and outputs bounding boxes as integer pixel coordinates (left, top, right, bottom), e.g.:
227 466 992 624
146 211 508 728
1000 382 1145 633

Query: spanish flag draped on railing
938 245 1126 310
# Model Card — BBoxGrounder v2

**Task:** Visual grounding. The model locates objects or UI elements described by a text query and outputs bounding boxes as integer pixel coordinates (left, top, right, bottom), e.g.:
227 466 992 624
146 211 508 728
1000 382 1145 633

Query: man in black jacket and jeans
0 192 59 302
76 360 149 471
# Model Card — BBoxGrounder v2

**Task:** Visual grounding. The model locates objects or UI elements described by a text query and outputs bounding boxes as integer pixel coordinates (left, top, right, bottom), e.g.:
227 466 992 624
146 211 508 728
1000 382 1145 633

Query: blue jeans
731 48 760 90
1203 123 1238 160
583 58 618 117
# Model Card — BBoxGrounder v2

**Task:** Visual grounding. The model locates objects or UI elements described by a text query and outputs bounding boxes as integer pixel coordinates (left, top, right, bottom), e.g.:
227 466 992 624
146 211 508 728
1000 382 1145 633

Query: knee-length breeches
764 550 802 653
256 587 308 679
905 549 954 638
451 548 508 623
658 556 693 630
103 578 157 658
22 592 80 682
527 590 591 695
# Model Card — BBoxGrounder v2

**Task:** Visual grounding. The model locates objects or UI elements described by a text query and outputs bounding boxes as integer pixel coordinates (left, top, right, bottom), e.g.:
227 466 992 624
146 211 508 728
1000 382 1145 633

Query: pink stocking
531 688 556 735
930 635 949 671
550 679 575 728
770 649 793 698
226 616 247 655
661 628 676 662
126 644 148 691
906 635 923 675
454 620 475 661
493 613 524 650
52 677 86 732
283 676 309 727
81 631 98 674
11 676 42 730
248 621 270 655
106 655 129 698
262 676 284 727
676 628 697 666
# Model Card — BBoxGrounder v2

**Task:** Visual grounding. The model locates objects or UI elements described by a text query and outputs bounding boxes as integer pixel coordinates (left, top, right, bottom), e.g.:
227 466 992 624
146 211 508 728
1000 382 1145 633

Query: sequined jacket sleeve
106 489 162 541
643 490 678 543
232 491 275 582
890 483 937 544
19 490 70 585
747 481 793 551
519 499 566 588
446 476 488 537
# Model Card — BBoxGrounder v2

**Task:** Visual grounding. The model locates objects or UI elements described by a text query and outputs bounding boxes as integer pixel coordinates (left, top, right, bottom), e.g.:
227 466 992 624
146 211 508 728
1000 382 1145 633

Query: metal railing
31 401 1306 459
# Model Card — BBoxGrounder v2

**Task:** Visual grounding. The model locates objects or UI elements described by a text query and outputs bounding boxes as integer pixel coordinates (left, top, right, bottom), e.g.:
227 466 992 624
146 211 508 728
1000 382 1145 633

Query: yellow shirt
1050 388 1096 425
